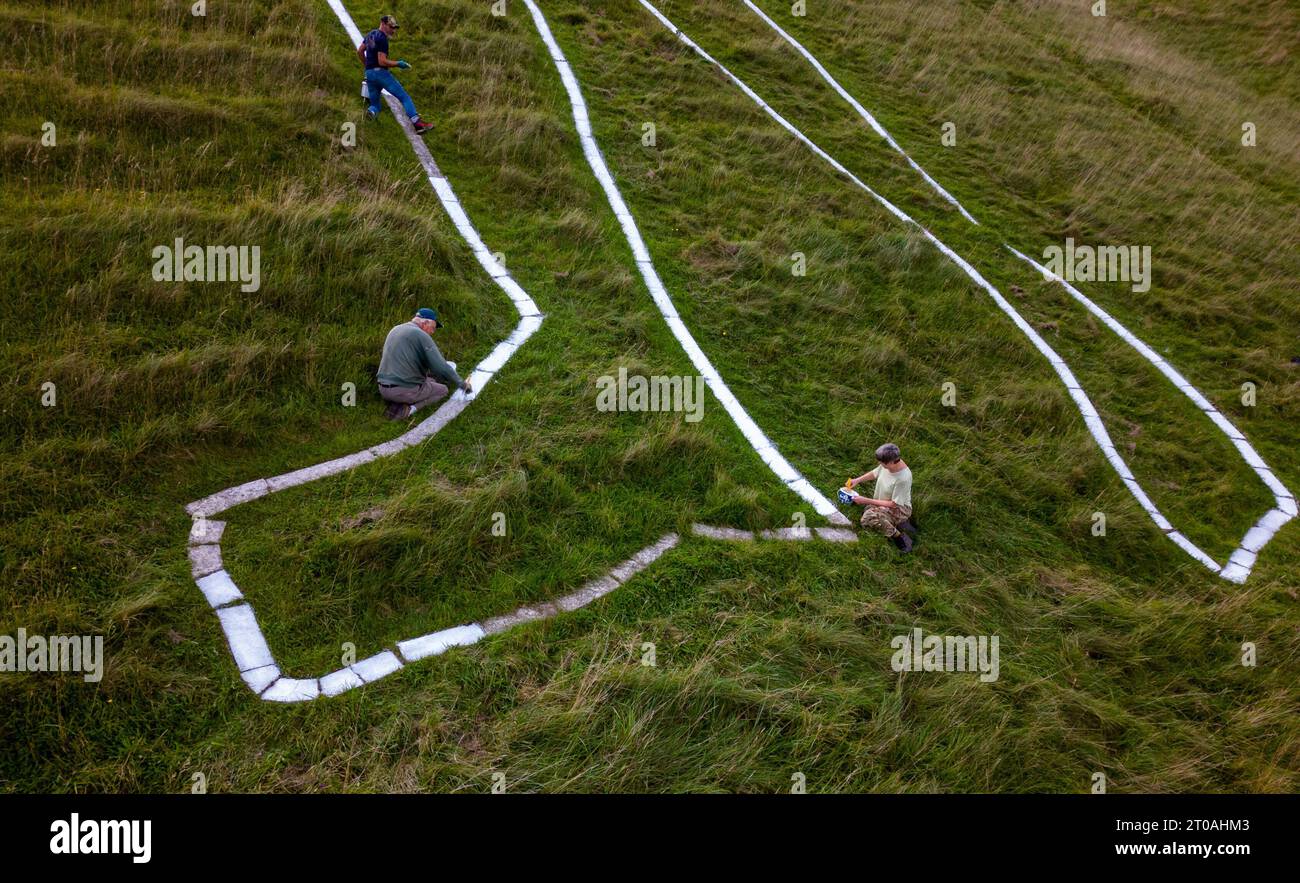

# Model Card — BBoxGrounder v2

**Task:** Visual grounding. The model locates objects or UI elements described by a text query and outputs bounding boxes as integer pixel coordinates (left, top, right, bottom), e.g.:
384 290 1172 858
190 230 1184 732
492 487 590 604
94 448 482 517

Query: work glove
396 59 411 70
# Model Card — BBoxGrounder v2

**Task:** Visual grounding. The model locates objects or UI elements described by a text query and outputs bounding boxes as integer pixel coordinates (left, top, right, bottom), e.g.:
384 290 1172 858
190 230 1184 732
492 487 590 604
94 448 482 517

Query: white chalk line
638 0 1295 582
740 0 978 224
186 0 858 703
191 520 681 701
521 0 849 528
1005 247 1296 581
190 518 863 702
182 0 554 702
740 0 1295 581
693 523 860 543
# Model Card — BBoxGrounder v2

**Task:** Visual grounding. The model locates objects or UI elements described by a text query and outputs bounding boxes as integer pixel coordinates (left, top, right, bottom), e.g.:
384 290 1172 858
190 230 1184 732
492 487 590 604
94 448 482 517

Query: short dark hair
875 443 901 464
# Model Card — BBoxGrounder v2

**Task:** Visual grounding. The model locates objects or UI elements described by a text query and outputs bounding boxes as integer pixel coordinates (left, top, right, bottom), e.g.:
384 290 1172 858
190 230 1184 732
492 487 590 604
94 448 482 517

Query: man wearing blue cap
377 308 472 420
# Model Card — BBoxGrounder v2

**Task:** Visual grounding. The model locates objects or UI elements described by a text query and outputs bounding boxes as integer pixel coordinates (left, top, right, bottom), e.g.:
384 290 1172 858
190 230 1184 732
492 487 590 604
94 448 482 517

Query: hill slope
1 0 1296 792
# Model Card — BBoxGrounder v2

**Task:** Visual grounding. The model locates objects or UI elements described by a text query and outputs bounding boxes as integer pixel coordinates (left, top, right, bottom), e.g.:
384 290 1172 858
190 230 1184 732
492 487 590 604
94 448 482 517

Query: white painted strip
320 666 365 697
1068 386 1100 420
759 526 813 540
477 534 680 635
396 624 486 662
480 603 556 636
1167 531 1224 574
1265 481 1297 516
632 0 1238 579
266 451 376 493
522 0 839 522
1057 365 1084 390
349 649 404 682
367 436 415 459
644 273 681 319
188 518 225 545
755 443 802 484
1118 478 1174 533
1252 507 1292 540
1227 547 1258 571
507 314 545 343
189 543 223 579
497 277 540 310
815 527 860 543
608 532 681 583
195 569 243 608
430 176 460 204
404 394 469 433
323 0 363 43
203 516 860 702
788 478 851 523
242 663 281 695
215 604 275 672
1218 562 1250 584
185 479 270 518
691 523 755 541
475 336 525 376
739 0 978 224
554 575 622 612
262 678 321 703
690 522 859 543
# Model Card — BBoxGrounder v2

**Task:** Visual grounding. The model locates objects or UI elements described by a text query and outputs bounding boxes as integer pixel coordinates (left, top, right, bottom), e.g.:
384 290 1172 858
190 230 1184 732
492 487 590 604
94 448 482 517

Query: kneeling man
847 443 915 552
377 308 472 420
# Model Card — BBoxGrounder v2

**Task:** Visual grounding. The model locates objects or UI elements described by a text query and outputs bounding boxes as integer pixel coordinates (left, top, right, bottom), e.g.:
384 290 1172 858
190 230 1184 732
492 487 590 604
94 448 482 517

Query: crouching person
847 443 916 553
377 307 472 420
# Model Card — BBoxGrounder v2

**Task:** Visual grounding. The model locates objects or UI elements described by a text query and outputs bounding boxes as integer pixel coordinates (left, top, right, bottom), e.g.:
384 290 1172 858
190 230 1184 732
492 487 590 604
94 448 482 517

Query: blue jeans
365 68 420 121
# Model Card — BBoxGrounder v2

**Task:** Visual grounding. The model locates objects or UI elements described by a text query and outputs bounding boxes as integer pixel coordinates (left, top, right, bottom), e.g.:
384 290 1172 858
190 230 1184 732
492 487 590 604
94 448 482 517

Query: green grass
1 0 1296 792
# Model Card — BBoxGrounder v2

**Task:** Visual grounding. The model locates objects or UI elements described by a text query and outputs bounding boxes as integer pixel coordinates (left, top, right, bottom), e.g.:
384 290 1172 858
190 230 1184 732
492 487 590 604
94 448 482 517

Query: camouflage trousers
860 504 912 538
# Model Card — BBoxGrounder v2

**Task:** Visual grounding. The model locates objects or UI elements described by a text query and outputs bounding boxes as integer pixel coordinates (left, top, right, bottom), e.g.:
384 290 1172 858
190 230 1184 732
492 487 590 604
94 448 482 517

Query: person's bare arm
853 496 896 508
376 50 399 69
356 42 367 65
849 469 890 506
848 469 877 488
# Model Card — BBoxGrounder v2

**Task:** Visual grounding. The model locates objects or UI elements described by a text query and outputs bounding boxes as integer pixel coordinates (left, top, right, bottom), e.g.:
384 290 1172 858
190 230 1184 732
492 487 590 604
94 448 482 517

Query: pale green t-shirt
873 463 913 511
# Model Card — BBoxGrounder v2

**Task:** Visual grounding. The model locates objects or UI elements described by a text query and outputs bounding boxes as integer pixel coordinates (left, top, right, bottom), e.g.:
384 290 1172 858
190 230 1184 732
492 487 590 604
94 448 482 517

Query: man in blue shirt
357 15 433 136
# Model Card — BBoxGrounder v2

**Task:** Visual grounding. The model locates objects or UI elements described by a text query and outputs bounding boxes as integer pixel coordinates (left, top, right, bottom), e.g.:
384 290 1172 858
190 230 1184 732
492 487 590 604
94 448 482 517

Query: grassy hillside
1 0 1296 792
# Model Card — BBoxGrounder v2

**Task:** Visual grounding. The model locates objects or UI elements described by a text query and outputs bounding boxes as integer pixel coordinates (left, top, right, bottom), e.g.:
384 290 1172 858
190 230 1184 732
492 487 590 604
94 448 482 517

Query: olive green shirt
377 322 465 390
